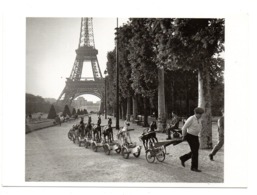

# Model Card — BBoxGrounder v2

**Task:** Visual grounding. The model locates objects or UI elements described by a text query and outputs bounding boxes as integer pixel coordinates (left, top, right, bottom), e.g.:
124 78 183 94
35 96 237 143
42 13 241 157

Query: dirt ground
25 114 223 184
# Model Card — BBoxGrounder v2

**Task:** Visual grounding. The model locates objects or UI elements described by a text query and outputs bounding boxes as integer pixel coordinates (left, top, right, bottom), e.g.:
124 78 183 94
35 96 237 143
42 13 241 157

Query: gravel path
26 114 223 183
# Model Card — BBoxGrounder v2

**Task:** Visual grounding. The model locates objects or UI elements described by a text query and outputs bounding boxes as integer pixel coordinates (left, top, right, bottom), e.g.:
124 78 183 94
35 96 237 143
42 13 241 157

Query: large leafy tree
128 19 158 97
116 23 135 120
128 18 159 126
152 18 224 148
106 50 117 116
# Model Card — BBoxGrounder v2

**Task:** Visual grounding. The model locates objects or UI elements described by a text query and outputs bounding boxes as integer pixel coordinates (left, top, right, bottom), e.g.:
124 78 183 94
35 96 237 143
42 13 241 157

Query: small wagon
102 141 121 155
145 138 183 163
117 127 142 159
139 130 183 163
121 142 141 159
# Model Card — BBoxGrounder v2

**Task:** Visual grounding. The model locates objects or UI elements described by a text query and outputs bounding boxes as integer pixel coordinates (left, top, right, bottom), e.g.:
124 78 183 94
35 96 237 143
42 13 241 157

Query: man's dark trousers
180 133 200 169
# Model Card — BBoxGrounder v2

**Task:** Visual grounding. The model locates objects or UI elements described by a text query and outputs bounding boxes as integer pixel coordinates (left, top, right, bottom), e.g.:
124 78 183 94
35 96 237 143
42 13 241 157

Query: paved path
26 114 224 183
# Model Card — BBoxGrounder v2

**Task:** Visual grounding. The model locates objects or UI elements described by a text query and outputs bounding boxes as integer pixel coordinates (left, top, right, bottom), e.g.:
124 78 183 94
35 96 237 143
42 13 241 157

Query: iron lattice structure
57 18 104 109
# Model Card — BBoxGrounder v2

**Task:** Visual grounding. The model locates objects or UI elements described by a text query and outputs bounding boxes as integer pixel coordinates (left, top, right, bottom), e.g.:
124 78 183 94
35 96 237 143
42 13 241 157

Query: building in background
71 96 100 112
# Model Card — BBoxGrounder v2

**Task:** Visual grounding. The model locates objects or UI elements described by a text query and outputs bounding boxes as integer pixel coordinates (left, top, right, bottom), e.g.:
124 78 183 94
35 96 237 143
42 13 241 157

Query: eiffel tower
57 18 104 110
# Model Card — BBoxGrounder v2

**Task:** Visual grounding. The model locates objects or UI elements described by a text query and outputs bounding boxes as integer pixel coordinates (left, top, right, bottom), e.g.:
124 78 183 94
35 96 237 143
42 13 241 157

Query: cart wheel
133 148 141 158
84 141 88 148
156 151 165 162
146 150 155 163
75 137 79 145
85 141 90 148
92 142 97 152
104 145 111 155
122 147 130 159
115 147 121 154
68 132 71 140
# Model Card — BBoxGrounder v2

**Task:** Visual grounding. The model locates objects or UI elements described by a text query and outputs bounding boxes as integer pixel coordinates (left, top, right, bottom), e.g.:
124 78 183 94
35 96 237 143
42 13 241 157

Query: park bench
134 115 144 126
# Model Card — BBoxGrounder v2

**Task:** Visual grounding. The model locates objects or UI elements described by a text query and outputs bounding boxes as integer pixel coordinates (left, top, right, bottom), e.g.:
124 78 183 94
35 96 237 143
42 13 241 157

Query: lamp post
104 69 108 119
116 18 120 129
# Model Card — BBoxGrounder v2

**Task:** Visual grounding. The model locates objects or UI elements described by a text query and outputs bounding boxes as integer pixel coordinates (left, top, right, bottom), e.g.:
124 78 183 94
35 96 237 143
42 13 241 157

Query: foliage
26 93 51 114
105 18 224 119
116 23 134 98
83 109 88 114
106 50 117 114
47 104 57 119
128 18 158 98
63 105 71 117
72 108 76 115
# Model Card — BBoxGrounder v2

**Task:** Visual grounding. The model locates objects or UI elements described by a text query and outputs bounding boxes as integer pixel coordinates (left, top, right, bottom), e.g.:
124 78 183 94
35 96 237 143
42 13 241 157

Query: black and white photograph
1 0 256 194
25 17 224 183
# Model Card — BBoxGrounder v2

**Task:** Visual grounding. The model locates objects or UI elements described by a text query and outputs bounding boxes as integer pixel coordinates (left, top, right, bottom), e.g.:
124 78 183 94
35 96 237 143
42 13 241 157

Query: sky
26 17 128 102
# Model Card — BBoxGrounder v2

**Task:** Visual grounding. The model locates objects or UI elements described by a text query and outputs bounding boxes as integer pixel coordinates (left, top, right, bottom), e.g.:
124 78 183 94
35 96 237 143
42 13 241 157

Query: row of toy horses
69 117 164 150
69 115 183 150
68 117 114 144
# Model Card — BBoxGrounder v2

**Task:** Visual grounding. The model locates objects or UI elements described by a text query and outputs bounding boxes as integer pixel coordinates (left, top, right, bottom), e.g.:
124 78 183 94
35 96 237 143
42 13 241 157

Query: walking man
179 107 204 172
209 109 224 161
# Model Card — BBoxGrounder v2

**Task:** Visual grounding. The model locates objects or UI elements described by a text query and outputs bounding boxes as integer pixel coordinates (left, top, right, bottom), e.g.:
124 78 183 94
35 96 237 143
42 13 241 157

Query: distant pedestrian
87 115 92 129
167 111 180 140
108 117 112 126
209 109 224 161
179 107 204 172
97 115 101 126
55 115 61 126
79 117 85 137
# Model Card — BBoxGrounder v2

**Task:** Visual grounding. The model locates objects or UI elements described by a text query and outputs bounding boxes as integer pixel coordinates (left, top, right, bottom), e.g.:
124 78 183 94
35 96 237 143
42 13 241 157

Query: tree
63 105 71 117
117 23 135 121
128 18 159 127
83 109 88 114
72 108 76 115
152 18 224 148
106 50 117 116
47 104 57 119
26 93 51 114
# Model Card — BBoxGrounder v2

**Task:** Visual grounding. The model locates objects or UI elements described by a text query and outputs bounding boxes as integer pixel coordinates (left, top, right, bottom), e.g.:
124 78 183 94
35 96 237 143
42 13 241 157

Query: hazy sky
26 17 128 102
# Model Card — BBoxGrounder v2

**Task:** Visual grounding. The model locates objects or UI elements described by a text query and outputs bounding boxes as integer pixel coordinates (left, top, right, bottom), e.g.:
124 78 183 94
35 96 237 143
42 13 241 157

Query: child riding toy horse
140 121 158 149
102 118 113 143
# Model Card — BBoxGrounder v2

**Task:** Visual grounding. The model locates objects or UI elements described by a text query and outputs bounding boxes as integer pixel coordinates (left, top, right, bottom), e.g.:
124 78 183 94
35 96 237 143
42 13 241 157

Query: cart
102 140 121 155
84 136 93 148
139 130 183 163
145 138 183 163
117 127 142 159
121 142 141 159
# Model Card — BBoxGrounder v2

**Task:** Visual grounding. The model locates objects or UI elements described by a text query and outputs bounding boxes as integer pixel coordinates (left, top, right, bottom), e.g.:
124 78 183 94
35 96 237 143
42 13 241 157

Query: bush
63 105 71 117
47 104 57 119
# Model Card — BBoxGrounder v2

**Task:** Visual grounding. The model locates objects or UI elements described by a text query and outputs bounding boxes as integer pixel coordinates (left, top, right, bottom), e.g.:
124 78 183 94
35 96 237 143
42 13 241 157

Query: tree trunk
123 100 127 120
198 65 213 149
126 97 131 121
132 95 138 122
121 99 126 120
185 74 190 117
119 103 122 120
143 97 149 127
172 78 176 114
158 67 166 131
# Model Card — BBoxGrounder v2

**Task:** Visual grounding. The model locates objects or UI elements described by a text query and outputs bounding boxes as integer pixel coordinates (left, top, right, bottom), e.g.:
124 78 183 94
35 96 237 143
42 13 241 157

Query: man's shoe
191 168 202 172
209 154 214 161
166 137 172 140
179 157 185 167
